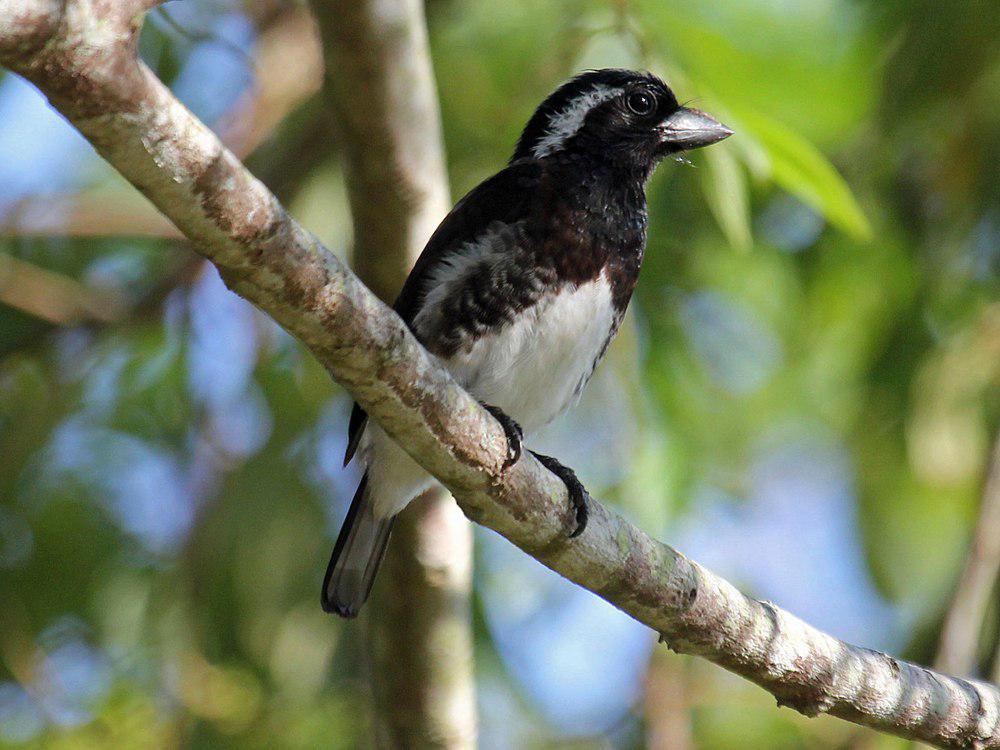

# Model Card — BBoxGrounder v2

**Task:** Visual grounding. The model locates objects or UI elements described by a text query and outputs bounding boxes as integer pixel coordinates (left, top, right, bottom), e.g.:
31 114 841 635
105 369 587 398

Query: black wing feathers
344 403 368 467
391 160 543 325
343 161 543 466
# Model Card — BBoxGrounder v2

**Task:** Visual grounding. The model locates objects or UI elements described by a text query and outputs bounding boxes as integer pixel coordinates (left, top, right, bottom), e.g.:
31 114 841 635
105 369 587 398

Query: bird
322 68 732 617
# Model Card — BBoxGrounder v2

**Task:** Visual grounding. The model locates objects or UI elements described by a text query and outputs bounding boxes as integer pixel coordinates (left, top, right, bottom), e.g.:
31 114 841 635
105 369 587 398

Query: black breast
530 154 648 313
417 154 648 357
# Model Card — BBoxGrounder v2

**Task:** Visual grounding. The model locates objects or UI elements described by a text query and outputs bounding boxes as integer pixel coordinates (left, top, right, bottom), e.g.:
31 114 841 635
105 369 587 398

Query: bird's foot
481 402 523 470
530 451 589 537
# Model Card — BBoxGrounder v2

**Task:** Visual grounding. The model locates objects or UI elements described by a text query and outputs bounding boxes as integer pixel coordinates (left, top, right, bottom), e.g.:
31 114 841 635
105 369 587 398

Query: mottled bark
2 3 999 748
311 1 476 747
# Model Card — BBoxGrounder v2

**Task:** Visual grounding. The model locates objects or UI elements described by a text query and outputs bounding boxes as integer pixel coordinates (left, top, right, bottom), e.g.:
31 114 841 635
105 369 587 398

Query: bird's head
512 69 732 173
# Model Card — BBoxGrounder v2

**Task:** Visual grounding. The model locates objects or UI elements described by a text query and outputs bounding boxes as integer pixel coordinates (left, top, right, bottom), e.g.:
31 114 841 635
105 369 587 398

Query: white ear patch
532 85 623 158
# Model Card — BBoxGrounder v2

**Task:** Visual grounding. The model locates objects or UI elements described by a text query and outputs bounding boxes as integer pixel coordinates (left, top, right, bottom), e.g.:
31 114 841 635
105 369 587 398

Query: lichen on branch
1 2 998 748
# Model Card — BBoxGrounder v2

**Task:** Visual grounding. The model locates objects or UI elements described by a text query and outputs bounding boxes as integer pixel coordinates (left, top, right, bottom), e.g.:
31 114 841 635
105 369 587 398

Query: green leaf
736 108 873 242
700 144 752 251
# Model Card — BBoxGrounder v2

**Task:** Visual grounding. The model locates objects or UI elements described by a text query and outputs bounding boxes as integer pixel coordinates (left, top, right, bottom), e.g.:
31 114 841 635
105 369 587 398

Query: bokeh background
1 0 998 747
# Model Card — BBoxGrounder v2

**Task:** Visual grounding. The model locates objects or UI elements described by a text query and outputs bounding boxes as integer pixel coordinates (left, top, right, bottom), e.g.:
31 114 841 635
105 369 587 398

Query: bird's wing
344 160 543 466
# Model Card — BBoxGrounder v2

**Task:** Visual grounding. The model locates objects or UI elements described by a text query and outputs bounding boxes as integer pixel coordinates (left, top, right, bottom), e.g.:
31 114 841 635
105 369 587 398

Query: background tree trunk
311 1 477 746
936 436 1000 676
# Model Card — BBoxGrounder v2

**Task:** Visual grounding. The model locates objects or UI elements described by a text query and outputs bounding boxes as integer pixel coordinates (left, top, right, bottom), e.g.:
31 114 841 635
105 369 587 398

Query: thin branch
1 3 998 748
151 4 256 72
215 7 323 163
936 436 1000 675
1 193 184 238
0 251 123 324
0 6 321 240
0 248 202 358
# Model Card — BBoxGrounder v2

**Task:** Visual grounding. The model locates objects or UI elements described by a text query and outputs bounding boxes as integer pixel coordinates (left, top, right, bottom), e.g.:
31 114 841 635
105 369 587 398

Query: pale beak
658 107 733 150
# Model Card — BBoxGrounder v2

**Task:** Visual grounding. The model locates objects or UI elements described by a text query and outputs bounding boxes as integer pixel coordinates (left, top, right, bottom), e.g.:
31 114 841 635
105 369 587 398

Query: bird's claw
481 403 523 470
530 451 589 537
478 408 588 537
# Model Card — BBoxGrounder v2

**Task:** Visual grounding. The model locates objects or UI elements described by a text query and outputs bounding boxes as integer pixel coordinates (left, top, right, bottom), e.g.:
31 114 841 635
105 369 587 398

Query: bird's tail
321 472 395 617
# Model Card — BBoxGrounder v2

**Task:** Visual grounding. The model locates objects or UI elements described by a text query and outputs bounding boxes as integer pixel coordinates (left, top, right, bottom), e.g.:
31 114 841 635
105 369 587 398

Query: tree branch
0 251 123 323
2 3 998 748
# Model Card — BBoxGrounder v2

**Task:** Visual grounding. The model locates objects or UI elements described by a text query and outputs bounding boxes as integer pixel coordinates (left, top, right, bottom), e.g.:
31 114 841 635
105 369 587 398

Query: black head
512 69 732 172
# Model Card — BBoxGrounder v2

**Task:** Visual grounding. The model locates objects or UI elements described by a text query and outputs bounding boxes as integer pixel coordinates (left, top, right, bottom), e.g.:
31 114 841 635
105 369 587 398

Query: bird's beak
658 107 733 150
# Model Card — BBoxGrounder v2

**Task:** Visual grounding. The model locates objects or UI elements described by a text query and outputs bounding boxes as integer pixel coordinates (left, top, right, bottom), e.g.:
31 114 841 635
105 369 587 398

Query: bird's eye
626 91 655 115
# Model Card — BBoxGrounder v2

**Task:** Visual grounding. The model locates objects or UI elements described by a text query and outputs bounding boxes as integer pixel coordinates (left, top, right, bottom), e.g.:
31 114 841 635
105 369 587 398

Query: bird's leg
480 402 523 470
529 451 589 537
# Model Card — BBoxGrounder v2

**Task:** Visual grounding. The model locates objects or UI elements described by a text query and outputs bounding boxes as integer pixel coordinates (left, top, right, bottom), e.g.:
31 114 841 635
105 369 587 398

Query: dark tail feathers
321 473 395 617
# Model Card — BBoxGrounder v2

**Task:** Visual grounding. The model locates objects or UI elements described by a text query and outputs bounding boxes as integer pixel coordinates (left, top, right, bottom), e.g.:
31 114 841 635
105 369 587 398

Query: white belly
363 271 617 519
443 273 616 433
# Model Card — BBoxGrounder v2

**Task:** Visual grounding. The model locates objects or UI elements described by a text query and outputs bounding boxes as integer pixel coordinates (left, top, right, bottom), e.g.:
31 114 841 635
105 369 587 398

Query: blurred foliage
0 0 998 747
